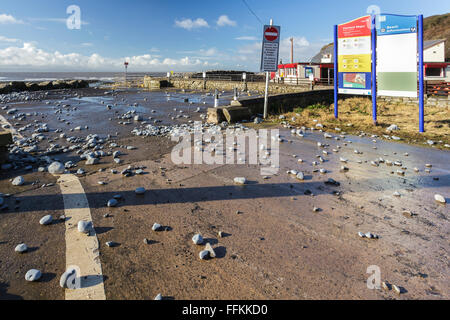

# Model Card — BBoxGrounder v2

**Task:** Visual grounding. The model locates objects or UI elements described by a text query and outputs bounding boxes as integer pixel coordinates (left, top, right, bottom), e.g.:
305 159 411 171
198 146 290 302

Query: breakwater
0 80 89 94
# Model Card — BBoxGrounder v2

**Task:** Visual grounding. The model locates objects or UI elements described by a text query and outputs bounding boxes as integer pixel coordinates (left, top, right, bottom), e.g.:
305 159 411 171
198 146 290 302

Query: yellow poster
338 54 371 72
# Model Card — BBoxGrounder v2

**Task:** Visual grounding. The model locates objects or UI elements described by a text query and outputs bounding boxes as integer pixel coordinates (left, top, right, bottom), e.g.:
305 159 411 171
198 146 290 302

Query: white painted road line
57 174 106 300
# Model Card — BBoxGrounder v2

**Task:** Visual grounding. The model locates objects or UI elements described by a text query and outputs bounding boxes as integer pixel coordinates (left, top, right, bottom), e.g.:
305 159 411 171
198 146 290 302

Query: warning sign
260 25 280 72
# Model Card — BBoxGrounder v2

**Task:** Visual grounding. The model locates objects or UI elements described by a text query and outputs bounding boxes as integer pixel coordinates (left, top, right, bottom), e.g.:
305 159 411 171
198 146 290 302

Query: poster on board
337 15 372 95
377 14 418 98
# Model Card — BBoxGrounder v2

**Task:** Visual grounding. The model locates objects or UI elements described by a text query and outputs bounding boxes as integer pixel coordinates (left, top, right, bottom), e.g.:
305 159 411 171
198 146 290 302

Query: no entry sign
260 24 280 72
264 26 279 41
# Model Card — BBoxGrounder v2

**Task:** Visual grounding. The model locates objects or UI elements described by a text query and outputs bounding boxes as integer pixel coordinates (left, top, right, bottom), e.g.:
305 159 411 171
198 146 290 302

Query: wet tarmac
0 88 448 300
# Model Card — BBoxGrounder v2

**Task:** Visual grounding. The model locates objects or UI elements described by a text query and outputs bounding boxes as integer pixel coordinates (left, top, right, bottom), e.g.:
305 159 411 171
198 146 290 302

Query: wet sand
0 88 448 300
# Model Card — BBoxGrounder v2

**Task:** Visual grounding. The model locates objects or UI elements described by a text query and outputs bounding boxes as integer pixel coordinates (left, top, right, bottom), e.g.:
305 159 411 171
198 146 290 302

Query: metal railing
425 81 449 96
189 74 265 82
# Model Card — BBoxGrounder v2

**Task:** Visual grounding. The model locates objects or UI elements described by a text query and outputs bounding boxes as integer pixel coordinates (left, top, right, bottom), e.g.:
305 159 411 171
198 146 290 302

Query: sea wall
144 77 330 94
0 80 89 94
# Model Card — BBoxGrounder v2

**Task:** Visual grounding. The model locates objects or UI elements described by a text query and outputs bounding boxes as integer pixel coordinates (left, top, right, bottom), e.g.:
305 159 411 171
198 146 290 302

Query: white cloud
237 42 261 56
234 36 326 68
0 42 211 71
217 15 236 27
174 18 209 30
235 36 258 41
30 18 90 25
81 42 93 47
0 13 23 24
0 35 20 43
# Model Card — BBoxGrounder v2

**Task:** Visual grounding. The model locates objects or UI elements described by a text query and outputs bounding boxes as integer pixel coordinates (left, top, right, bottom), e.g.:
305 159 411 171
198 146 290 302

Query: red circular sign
264 27 278 41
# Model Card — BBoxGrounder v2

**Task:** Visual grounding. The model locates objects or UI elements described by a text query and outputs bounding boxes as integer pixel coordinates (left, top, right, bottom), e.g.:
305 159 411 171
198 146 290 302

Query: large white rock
77 220 91 233
47 161 65 174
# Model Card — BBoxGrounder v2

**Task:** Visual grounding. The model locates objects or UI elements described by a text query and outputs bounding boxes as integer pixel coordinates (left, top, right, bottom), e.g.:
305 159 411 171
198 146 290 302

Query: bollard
233 87 238 101
242 72 248 92
203 72 207 90
214 89 219 108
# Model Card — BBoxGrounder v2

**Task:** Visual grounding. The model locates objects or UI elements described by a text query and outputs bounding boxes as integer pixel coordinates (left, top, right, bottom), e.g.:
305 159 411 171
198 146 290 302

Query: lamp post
124 62 129 87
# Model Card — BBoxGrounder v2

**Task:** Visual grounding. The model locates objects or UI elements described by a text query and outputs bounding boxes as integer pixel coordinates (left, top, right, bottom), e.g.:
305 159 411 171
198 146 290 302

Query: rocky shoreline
0 80 90 94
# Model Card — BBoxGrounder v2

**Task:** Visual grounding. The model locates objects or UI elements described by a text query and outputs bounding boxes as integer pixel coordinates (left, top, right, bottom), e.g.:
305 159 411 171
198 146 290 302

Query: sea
0 72 167 83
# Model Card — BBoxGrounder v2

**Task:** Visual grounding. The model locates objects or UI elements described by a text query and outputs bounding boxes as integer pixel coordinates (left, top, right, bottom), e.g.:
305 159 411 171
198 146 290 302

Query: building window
426 68 441 77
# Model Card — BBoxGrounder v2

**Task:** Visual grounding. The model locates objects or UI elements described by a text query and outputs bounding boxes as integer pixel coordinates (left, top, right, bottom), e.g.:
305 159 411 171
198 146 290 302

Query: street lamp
124 62 129 87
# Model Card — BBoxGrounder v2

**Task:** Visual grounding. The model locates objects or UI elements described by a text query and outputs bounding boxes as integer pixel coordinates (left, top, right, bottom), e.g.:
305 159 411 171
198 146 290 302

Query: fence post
371 14 377 125
214 89 219 108
333 24 338 118
418 14 425 133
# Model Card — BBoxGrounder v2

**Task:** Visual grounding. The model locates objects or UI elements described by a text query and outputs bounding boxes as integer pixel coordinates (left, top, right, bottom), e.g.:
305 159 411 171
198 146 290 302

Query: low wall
144 77 331 94
207 89 336 123
230 89 335 115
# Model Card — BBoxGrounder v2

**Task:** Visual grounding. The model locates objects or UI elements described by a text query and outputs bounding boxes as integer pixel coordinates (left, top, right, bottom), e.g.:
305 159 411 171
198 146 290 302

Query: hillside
423 13 450 61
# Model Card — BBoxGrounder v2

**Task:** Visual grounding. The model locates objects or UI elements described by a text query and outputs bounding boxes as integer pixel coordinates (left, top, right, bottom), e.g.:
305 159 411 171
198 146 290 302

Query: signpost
260 20 280 119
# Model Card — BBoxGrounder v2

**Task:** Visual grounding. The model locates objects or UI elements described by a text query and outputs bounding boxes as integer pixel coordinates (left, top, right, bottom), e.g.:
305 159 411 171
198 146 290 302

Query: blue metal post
418 15 424 133
333 25 338 118
371 15 377 125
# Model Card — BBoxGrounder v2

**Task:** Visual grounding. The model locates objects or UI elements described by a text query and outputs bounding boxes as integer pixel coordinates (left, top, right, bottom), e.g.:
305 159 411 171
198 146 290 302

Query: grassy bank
272 97 450 147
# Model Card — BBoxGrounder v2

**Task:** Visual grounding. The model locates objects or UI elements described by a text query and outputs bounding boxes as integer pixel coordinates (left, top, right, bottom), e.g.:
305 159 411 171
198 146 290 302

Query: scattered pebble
107 199 118 207
135 187 146 195
434 194 446 204
192 234 204 245
25 269 42 282
199 250 210 260
234 177 247 185
154 293 163 300
39 215 53 225
15 243 28 253
12 176 24 186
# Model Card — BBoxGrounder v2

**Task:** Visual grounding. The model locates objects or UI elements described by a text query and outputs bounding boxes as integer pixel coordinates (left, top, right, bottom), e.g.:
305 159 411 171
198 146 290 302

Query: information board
337 16 372 95
377 14 418 97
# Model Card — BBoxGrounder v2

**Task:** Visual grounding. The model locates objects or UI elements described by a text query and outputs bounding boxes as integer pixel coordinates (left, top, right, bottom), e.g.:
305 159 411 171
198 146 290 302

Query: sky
0 0 449 72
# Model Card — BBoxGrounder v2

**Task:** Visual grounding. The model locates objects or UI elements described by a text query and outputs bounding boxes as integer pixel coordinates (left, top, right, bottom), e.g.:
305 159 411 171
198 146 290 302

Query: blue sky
0 0 448 72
